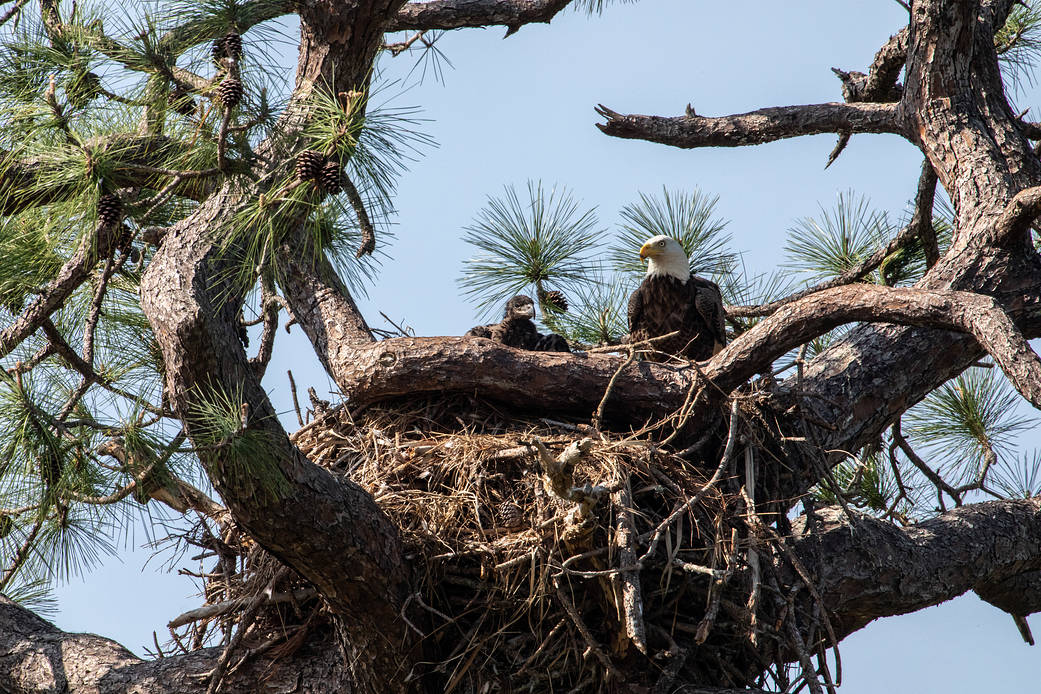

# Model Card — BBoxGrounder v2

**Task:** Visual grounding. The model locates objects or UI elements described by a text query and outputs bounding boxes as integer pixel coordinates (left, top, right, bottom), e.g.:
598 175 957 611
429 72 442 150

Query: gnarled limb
787 499 1041 639
337 285 1041 425
595 102 903 149
0 596 349 694
386 0 573 33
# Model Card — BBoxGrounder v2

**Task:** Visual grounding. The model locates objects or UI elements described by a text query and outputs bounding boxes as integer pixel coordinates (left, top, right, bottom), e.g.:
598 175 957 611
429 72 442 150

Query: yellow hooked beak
639 243 659 261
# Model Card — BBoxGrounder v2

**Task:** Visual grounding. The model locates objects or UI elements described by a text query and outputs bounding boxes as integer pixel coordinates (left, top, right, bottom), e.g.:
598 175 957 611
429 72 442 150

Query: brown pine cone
295 150 324 181
97 193 122 230
498 501 525 529
223 32 242 60
217 76 243 108
538 288 568 312
320 161 343 194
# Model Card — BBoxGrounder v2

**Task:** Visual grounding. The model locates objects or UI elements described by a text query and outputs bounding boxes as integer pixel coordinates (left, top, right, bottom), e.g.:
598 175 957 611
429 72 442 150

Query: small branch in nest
612 473 647 654
533 437 599 507
167 586 316 629
744 445 760 647
204 566 291 694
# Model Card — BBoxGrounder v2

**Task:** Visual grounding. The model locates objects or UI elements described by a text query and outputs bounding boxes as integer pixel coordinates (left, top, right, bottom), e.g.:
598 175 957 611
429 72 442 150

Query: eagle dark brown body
627 274 726 362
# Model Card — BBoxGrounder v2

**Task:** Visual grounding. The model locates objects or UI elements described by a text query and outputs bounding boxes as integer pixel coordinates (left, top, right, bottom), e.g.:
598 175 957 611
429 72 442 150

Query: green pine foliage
992 450 1041 498
544 268 629 346
813 449 899 514
995 1 1041 92
459 180 604 320
782 190 892 283
904 367 1034 484
189 383 287 500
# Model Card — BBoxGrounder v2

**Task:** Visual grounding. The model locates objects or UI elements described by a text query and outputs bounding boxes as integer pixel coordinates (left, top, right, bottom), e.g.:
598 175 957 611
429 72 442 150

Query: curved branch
0 225 117 360
595 102 904 149
386 0 573 33
787 499 1041 639
710 285 1041 408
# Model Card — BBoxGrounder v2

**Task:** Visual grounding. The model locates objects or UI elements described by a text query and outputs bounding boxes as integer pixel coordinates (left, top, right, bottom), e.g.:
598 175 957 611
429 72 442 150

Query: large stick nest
277 394 835 693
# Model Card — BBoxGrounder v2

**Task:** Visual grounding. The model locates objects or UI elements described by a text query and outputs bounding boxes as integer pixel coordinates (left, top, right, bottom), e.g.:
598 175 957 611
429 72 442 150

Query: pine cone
168 87 196 116
295 149 324 181
538 288 568 313
218 76 242 108
223 32 242 60
321 161 343 194
97 193 122 230
498 501 525 529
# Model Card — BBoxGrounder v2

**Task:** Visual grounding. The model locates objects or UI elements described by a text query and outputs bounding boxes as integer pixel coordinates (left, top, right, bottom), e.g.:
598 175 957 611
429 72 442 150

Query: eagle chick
466 295 570 352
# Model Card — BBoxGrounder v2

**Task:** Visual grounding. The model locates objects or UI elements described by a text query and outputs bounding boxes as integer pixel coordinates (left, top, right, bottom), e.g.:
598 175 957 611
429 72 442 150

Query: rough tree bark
4 0 1041 692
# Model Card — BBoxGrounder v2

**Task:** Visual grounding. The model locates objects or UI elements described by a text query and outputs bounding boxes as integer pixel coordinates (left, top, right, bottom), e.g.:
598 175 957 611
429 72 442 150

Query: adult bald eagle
627 235 727 362
466 295 571 352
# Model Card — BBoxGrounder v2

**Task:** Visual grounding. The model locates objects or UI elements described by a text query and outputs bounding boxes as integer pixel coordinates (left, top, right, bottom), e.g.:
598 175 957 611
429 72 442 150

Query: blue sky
50 1 1038 690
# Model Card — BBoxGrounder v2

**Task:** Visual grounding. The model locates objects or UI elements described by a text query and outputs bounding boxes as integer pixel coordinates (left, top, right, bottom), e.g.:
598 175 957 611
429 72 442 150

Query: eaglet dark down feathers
466 295 570 352
627 235 727 362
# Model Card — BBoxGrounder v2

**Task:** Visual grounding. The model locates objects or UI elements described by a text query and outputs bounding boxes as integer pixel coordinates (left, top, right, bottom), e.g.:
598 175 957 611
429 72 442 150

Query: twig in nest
584 330 680 354
742 490 843 686
744 445 760 647
533 437 597 505
516 617 567 675
553 577 621 680
204 566 290 694
639 398 740 564
591 348 635 431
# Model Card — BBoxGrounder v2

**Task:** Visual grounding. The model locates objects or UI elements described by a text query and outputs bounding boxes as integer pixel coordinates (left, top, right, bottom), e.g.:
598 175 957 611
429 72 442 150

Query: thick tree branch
386 0 572 33
727 217 927 318
831 29 908 104
595 102 903 149
712 285 1041 407
331 285 1041 427
989 185 1041 245
787 499 1041 639
0 596 349 694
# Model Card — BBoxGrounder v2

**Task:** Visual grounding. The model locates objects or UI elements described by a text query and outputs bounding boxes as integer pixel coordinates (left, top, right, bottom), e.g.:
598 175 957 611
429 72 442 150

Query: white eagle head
639 235 690 281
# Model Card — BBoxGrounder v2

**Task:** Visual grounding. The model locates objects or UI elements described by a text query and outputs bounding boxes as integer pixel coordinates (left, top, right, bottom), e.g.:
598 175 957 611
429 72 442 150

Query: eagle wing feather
690 277 727 353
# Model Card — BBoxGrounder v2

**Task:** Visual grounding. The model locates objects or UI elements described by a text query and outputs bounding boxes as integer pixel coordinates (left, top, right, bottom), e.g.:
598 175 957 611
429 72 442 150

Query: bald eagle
627 235 727 361
466 295 571 352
